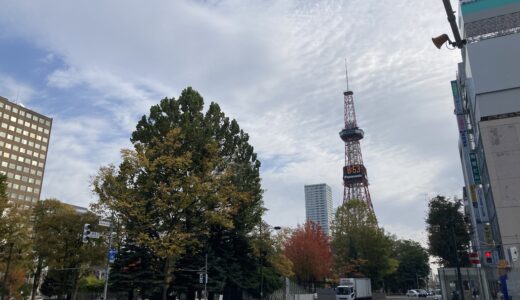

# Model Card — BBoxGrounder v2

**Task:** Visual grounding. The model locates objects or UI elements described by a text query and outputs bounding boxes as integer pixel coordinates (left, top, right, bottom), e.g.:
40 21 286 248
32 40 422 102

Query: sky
0 0 463 244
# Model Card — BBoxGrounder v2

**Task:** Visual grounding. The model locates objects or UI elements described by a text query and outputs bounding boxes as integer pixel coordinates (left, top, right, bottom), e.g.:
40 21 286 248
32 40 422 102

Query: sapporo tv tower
339 65 374 211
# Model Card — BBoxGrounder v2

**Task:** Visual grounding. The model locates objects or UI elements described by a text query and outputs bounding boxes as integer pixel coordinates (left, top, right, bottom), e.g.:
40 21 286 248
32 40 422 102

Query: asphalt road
386 296 410 300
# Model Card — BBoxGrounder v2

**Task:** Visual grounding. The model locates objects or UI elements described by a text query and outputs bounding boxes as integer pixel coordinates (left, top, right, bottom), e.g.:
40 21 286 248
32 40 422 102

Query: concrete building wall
480 116 520 268
466 33 520 96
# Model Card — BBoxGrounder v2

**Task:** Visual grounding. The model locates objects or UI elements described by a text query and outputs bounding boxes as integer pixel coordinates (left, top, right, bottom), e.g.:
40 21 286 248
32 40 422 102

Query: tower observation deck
339 88 373 211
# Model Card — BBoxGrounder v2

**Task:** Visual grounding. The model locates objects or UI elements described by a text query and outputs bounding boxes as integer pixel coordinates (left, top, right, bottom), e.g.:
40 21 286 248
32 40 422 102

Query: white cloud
0 0 464 241
0 74 35 104
47 67 82 89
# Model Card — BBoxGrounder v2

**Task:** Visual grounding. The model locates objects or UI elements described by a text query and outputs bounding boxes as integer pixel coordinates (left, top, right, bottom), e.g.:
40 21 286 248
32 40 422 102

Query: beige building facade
480 116 520 269
0 96 52 205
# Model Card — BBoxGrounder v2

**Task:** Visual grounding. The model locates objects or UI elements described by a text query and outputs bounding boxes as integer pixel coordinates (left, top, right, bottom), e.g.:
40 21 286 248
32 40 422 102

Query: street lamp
260 225 282 300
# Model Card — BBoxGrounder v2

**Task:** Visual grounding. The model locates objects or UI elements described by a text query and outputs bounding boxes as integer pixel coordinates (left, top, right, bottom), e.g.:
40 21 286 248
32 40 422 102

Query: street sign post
88 231 101 239
469 252 480 266
109 249 117 263
99 220 111 227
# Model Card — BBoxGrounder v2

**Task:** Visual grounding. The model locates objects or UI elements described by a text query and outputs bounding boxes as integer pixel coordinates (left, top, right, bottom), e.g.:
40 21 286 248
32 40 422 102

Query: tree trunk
185 289 193 300
31 256 44 300
127 287 134 300
140 287 146 300
162 257 171 300
71 267 81 300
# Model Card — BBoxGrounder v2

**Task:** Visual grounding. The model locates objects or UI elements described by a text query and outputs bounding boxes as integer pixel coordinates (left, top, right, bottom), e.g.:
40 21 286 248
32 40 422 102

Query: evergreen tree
331 199 397 288
426 195 470 267
93 87 266 300
385 239 430 292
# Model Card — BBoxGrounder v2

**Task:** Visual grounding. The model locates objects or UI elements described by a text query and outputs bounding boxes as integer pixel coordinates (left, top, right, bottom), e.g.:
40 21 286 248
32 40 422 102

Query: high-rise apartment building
0 96 52 205
304 183 333 235
450 0 520 295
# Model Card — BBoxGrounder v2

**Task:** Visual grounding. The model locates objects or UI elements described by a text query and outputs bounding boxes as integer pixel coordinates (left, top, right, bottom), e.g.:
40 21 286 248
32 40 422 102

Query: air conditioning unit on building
509 246 518 262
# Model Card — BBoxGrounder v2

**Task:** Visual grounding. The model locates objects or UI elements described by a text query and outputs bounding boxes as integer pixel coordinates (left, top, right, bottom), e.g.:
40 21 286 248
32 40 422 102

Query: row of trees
283 195 471 293
2 87 468 299
0 175 106 300
282 199 430 293
0 88 279 300
88 87 432 296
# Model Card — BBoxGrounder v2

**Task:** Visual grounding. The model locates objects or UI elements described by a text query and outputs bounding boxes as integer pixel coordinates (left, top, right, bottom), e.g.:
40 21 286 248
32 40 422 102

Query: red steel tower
339 77 373 210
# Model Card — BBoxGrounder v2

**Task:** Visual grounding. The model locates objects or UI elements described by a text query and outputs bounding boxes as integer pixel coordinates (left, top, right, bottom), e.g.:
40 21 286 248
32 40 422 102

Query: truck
336 278 372 300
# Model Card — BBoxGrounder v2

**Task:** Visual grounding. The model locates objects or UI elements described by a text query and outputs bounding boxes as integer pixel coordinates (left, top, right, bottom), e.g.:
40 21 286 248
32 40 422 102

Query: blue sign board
109 249 117 263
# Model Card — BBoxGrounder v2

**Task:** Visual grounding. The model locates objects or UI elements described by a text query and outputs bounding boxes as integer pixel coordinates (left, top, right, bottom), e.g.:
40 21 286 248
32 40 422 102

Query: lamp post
260 224 282 300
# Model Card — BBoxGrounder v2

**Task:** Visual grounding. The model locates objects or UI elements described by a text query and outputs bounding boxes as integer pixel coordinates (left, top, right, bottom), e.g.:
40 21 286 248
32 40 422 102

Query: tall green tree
385 239 430 292
331 199 397 288
426 195 470 267
93 87 266 300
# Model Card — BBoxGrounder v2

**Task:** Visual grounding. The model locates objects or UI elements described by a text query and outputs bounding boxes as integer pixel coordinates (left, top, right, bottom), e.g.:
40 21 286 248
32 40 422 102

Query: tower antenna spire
339 65 374 212
345 58 349 91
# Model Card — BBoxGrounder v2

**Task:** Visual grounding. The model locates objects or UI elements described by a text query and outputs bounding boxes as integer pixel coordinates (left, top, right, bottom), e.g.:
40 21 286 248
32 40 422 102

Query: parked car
407 290 419 297
417 290 428 297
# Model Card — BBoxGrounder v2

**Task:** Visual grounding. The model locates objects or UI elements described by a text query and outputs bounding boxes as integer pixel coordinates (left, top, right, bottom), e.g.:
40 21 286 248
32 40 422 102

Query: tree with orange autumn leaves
283 221 332 286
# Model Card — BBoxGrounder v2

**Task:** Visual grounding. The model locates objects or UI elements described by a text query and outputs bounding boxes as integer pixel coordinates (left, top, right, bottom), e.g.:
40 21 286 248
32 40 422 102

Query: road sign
469 252 480 265
99 220 111 227
109 249 117 263
88 231 101 239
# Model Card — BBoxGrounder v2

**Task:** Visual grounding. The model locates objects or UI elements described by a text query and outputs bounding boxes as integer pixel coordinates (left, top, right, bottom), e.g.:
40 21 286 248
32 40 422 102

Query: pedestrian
472 289 479 300
452 290 460 300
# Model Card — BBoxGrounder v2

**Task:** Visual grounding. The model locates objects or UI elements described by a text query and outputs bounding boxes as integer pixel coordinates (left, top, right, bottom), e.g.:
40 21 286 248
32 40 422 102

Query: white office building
304 183 333 236
450 0 520 296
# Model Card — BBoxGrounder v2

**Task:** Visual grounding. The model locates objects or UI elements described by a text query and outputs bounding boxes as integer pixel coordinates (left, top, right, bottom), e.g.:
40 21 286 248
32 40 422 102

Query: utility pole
450 221 465 300
260 222 264 300
204 253 208 300
102 218 114 300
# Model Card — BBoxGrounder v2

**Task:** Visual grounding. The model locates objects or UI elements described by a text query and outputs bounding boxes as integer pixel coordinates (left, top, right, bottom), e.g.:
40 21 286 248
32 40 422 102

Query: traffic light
484 251 493 264
82 223 91 244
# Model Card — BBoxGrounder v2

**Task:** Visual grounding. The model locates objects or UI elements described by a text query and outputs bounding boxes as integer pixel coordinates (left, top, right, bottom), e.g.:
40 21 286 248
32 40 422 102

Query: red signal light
484 251 493 264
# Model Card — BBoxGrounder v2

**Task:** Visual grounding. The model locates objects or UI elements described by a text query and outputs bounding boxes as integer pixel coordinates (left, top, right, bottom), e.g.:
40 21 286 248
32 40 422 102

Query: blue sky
0 0 462 243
